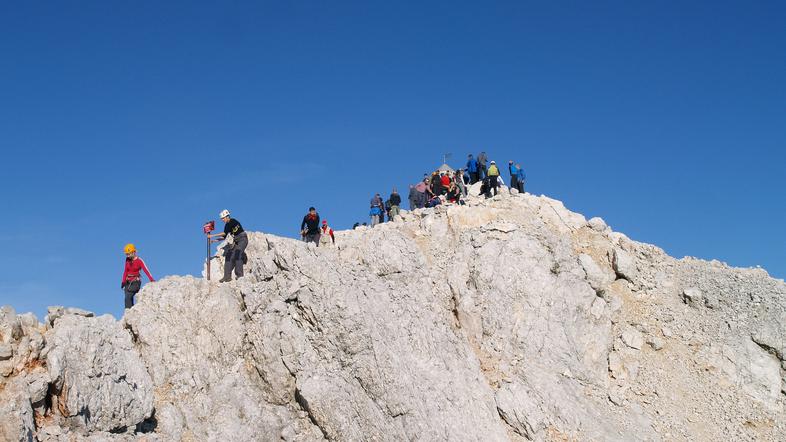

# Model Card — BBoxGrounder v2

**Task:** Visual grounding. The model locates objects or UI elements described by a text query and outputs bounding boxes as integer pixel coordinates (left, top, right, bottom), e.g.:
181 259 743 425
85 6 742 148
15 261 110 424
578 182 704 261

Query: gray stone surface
1 193 784 440
45 314 154 433
613 247 638 281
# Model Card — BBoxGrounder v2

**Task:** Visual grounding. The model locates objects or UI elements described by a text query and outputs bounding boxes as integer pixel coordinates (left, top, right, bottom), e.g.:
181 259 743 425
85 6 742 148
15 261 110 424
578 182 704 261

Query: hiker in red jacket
121 243 154 309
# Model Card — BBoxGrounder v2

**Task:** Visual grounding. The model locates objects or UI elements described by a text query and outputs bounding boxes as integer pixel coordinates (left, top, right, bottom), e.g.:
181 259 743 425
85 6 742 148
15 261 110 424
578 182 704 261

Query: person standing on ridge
466 154 479 184
430 172 443 196
370 193 384 227
487 160 500 196
370 205 382 227
300 207 321 246
408 184 418 211
208 209 249 282
371 193 384 210
121 243 154 309
477 151 488 180
516 163 526 193
389 188 402 221
319 220 335 246
508 160 519 193
414 180 428 208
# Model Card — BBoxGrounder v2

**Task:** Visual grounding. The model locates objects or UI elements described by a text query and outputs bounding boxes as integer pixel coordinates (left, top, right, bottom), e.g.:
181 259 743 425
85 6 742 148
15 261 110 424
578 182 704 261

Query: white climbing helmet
219 209 231 219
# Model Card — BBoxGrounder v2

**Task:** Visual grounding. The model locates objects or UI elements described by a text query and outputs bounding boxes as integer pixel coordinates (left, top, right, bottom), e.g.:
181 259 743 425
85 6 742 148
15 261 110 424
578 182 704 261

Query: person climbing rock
208 209 248 282
487 160 500 196
300 207 321 246
121 243 154 309
319 220 336 246
389 188 402 221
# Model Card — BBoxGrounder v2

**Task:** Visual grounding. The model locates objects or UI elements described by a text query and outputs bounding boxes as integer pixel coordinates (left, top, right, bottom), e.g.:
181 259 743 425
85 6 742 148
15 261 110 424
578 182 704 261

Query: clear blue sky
1 1 784 320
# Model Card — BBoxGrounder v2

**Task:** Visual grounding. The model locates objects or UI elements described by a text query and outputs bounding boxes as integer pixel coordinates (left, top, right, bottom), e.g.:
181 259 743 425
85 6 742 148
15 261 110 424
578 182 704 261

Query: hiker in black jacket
389 188 402 221
300 207 321 246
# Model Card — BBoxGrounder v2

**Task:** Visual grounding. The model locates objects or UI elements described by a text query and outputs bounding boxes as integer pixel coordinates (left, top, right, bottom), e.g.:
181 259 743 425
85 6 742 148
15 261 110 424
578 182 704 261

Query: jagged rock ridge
1 192 784 441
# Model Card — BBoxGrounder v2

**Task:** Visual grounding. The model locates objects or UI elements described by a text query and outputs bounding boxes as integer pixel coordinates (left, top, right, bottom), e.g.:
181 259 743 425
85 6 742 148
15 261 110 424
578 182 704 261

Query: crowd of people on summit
120 150 525 308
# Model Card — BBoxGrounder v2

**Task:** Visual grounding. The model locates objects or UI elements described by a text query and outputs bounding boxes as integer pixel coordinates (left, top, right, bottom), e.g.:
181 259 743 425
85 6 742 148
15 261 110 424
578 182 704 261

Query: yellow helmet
124 243 136 254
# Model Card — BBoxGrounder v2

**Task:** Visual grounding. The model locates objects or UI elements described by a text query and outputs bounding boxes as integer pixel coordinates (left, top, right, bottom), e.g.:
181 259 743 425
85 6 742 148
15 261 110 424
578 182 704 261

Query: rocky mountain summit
2 191 784 441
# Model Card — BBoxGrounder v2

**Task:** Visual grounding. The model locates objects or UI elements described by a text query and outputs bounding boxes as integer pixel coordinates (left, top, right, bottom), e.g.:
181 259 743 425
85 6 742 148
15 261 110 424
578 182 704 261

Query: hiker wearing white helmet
487 160 500 196
208 209 248 282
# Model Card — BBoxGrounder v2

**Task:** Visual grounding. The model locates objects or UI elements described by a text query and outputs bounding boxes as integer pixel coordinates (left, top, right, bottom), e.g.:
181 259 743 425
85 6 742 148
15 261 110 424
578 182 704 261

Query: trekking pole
202 221 216 281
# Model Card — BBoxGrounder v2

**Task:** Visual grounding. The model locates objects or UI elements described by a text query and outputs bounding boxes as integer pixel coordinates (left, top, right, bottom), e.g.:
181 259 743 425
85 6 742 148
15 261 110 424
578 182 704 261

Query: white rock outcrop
1 193 785 441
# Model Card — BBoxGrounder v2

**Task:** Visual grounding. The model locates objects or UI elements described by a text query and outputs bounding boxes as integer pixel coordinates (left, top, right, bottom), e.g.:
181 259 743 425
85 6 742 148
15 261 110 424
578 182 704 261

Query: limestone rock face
1 193 785 440
45 314 154 433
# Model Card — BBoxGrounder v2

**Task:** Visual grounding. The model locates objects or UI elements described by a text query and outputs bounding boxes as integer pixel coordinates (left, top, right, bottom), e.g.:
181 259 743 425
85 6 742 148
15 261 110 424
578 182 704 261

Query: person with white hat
208 209 248 282
487 160 501 196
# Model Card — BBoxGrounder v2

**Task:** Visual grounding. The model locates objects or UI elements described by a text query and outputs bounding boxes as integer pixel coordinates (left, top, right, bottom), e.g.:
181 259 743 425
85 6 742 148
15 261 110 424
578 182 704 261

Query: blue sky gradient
1 1 784 319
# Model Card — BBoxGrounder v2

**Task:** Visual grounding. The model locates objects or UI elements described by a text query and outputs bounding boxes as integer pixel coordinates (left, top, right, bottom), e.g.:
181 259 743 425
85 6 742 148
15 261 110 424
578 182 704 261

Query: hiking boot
218 277 231 283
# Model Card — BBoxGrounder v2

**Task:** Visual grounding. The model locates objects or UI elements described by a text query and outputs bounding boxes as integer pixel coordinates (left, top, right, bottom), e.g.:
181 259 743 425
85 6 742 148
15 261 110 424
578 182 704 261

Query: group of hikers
401 153 526 215
121 151 525 308
122 209 253 308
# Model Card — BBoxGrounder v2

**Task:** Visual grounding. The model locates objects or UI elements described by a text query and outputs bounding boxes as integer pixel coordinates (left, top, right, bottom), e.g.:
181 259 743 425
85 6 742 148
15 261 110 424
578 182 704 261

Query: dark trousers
489 176 499 196
305 232 320 246
223 232 249 280
510 177 518 191
124 280 141 309
479 165 487 180
416 191 427 208
469 172 479 184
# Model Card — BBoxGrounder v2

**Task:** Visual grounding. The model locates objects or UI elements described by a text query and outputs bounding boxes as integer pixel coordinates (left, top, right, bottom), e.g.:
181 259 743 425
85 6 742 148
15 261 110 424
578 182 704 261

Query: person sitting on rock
440 171 451 190
319 220 335 246
300 207 321 246
208 209 248 282
446 181 461 204
121 243 155 309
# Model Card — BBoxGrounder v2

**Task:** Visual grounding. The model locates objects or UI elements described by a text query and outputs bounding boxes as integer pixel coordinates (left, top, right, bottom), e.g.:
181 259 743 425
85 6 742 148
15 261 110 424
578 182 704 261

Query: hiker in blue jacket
466 154 479 184
370 193 384 227
515 163 526 193
508 161 519 192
